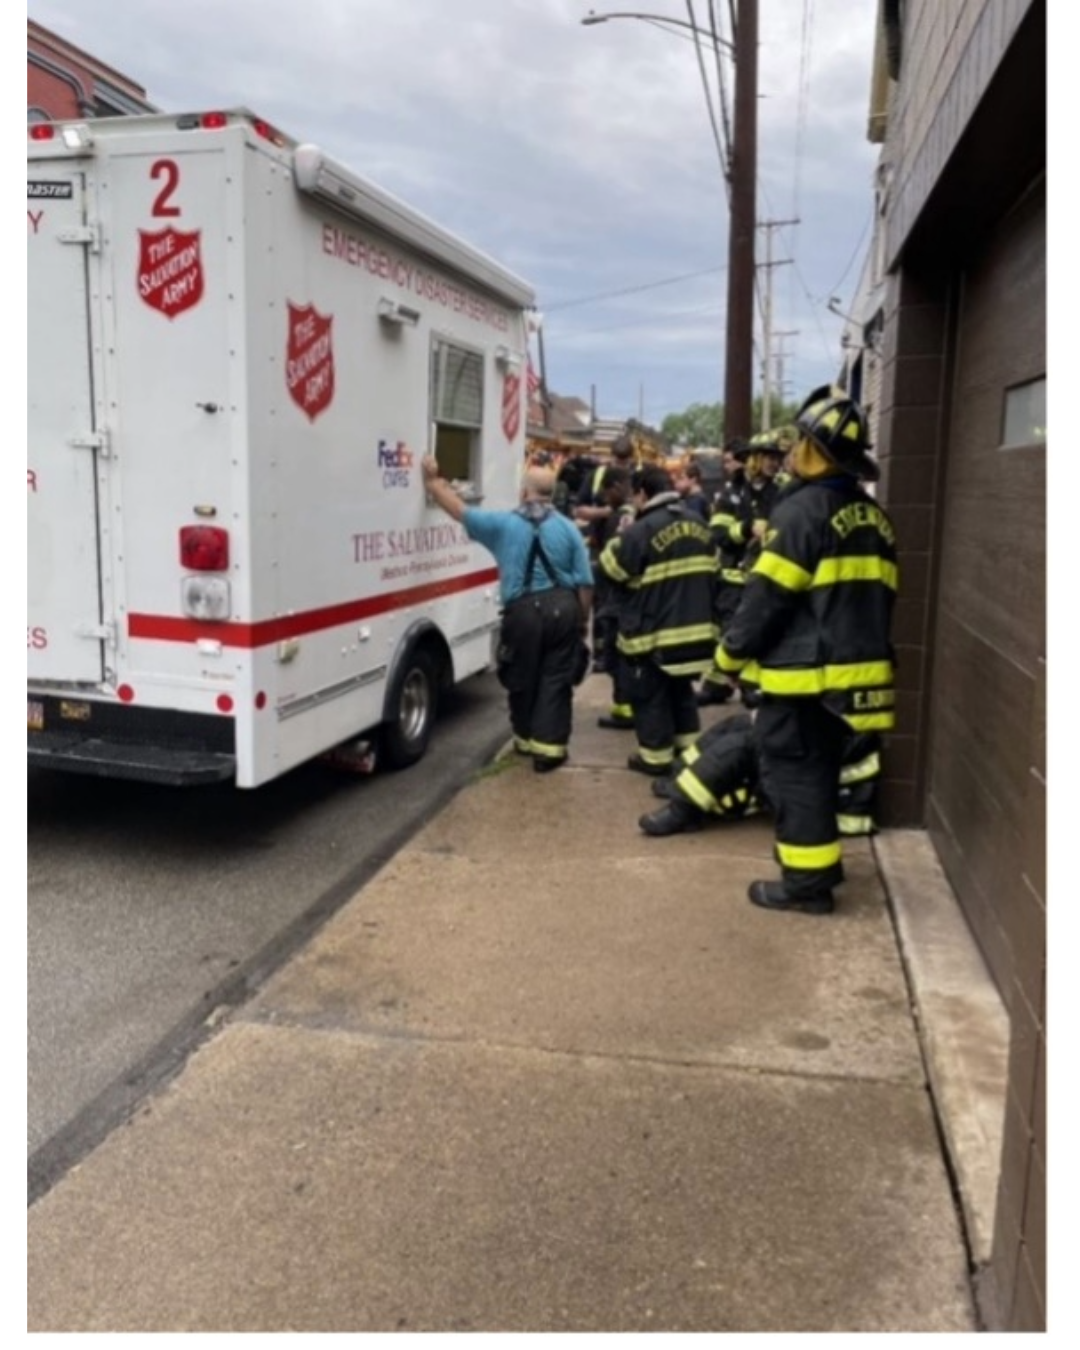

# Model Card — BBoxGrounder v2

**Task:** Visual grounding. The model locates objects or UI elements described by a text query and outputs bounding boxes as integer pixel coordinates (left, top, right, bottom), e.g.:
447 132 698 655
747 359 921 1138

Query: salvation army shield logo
137 227 204 319
501 369 522 442
286 302 335 421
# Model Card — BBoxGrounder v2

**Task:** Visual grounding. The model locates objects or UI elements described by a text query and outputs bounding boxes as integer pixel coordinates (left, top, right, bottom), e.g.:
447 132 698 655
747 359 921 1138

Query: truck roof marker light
29 123 56 140
117 684 135 703
201 112 228 129
216 694 235 714
251 118 285 146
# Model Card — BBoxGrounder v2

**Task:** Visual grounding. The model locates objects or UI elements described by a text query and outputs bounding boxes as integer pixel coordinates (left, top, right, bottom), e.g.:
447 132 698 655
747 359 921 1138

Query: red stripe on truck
128 568 501 648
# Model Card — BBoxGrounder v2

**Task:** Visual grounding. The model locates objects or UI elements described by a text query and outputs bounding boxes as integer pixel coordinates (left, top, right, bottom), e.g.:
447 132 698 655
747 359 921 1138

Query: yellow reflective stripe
677 770 718 812
777 839 842 869
715 649 745 675
720 568 747 585
755 661 894 695
844 711 895 732
619 623 719 654
839 751 881 785
837 813 875 835
640 556 718 584
599 540 631 583
682 744 702 767
812 556 899 590
753 550 813 591
531 739 566 759
674 731 698 750
709 511 738 530
639 745 674 767
611 702 633 718
513 735 531 753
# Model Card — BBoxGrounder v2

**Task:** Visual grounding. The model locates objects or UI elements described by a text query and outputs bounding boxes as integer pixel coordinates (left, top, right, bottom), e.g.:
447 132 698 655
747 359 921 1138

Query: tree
661 402 724 448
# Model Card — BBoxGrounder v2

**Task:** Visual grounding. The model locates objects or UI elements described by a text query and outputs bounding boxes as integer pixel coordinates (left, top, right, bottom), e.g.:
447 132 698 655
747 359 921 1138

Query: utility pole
757 218 797 430
722 0 758 442
772 330 799 417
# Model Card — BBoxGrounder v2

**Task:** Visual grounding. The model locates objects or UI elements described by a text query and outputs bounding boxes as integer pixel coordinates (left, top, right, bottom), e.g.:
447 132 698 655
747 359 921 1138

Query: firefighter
637 711 883 838
713 386 898 914
696 432 785 707
574 433 636 670
421 455 593 773
593 465 639 730
599 463 719 775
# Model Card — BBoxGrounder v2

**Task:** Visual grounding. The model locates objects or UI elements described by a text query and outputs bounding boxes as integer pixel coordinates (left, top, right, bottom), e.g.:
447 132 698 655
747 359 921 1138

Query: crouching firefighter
637 711 883 838
712 386 899 915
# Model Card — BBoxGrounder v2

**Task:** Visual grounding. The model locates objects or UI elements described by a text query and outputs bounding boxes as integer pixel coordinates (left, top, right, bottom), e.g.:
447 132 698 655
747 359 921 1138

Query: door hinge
68 429 111 458
58 224 100 253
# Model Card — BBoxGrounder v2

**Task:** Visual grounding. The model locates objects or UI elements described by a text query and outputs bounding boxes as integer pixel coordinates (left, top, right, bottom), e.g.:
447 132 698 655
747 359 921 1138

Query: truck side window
431 338 483 489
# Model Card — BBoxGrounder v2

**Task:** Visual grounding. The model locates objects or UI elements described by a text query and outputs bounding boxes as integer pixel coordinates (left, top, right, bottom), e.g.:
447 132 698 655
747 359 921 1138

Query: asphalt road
28 673 510 1201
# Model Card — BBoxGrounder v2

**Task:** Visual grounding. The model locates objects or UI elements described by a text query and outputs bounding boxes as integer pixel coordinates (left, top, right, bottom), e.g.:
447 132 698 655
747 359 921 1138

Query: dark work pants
754 697 846 897
499 588 582 763
674 713 761 817
626 658 701 770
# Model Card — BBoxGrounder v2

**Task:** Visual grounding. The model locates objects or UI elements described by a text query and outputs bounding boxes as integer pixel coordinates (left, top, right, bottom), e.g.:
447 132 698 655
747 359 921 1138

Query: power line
542 263 727 313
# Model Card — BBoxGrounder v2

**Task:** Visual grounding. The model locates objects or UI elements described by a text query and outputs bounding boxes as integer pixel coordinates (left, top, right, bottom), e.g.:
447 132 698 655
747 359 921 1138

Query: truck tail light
180 525 229 571
29 124 56 140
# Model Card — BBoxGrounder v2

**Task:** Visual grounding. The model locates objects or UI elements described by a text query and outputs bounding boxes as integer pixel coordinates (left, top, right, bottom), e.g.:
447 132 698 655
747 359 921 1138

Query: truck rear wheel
380 647 438 769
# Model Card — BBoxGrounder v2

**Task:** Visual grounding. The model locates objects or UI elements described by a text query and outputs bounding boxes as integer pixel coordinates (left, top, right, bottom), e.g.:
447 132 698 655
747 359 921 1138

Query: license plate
28 699 44 731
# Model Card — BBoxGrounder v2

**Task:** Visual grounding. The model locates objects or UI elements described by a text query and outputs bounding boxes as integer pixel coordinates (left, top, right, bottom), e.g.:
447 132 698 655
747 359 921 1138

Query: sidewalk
27 674 1007 1332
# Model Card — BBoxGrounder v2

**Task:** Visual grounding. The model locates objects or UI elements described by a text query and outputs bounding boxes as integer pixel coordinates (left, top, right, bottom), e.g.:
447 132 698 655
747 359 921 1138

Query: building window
431 338 484 490
1001 377 1047 449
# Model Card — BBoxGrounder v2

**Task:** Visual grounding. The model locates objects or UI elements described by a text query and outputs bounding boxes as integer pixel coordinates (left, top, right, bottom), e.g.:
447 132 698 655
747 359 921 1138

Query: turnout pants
498 588 582 765
626 658 701 771
754 697 846 898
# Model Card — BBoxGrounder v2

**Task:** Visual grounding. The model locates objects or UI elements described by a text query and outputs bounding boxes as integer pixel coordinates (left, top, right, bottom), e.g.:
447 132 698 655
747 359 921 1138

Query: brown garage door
927 178 1046 1002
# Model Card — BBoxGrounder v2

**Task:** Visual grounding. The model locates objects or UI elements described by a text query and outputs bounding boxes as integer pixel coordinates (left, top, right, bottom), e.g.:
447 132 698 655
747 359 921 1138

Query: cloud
27 0 881 424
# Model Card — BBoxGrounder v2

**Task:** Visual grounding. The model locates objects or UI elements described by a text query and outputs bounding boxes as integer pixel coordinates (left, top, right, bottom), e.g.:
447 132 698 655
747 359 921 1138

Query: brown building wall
27 20 154 120
873 0 1045 1331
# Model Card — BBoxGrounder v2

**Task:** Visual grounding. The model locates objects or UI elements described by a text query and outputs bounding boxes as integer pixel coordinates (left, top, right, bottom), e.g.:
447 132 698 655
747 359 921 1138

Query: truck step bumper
28 730 236 786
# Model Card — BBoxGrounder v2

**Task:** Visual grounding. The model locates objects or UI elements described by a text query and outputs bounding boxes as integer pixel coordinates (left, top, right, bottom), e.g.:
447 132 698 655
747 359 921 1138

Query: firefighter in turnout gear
714 386 898 914
697 432 786 706
600 463 719 775
637 711 883 838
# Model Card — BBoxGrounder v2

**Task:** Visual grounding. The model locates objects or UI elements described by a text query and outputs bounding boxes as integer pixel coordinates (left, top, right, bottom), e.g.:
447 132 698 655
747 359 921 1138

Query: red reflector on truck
180 525 230 571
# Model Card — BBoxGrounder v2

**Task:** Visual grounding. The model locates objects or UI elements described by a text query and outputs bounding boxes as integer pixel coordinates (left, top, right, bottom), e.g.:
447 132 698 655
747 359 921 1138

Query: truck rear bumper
27 695 237 786
28 729 236 785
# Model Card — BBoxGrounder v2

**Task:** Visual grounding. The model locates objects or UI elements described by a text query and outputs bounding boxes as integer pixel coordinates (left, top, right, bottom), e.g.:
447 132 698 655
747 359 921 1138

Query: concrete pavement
27 673 1007 1332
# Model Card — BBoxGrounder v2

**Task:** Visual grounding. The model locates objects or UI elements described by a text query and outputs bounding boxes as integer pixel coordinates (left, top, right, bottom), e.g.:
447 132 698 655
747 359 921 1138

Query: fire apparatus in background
27 109 535 787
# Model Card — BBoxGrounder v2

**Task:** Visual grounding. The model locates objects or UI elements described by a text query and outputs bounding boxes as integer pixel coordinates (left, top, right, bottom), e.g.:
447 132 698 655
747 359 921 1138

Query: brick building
28 18 155 122
863 0 1046 1330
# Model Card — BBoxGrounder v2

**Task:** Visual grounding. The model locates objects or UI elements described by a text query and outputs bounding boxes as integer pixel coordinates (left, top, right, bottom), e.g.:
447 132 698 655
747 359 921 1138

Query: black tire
380 647 438 770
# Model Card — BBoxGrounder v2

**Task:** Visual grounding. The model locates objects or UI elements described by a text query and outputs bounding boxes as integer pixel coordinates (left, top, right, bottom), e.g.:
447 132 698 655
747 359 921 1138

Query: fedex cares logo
378 439 414 489
286 302 335 421
137 226 204 318
501 370 522 442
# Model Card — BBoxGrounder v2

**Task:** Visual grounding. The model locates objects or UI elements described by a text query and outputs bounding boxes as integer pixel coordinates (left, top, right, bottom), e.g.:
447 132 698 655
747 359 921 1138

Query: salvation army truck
27 108 536 787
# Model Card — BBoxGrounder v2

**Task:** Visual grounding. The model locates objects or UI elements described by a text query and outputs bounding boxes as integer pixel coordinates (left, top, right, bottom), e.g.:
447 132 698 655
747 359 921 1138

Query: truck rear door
27 168 105 685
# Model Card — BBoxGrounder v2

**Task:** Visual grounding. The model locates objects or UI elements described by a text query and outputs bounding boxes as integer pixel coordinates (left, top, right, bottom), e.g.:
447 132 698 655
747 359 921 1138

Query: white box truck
28 108 536 787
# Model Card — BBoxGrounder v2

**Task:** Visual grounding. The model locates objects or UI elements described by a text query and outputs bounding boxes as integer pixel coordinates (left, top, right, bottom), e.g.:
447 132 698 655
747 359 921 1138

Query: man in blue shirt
421 455 594 772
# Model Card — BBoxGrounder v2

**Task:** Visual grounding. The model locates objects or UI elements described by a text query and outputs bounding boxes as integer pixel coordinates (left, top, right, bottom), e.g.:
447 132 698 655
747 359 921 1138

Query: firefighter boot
639 799 705 836
627 753 672 777
747 881 834 915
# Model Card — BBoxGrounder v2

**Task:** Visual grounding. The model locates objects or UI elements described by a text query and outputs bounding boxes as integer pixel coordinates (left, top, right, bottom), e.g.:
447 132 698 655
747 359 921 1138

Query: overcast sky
26 0 880 426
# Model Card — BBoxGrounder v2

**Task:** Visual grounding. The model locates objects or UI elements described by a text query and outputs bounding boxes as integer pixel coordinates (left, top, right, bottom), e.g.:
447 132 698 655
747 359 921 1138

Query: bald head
521 466 557 500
